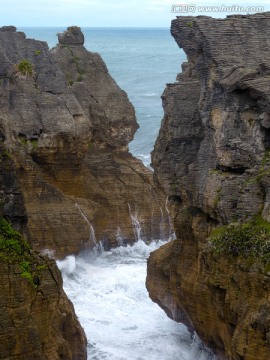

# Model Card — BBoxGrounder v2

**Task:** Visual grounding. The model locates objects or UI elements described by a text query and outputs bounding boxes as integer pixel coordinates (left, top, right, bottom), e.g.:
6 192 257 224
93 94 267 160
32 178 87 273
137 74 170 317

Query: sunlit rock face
147 13 270 360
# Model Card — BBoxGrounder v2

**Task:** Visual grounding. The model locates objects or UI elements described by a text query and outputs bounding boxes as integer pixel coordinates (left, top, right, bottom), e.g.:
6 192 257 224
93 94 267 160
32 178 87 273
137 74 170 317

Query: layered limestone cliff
0 26 170 258
0 25 169 359
147 13 270 360
0 142 87 359
0 254 87 360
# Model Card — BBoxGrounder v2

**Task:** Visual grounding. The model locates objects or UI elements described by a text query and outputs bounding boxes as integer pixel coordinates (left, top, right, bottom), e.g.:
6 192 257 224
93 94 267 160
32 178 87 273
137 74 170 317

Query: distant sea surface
19 27 185 166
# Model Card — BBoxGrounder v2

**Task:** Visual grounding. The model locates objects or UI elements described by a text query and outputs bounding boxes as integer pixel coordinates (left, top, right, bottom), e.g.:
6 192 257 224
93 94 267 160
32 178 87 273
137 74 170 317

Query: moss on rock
0 218 46 286
209 216 270 262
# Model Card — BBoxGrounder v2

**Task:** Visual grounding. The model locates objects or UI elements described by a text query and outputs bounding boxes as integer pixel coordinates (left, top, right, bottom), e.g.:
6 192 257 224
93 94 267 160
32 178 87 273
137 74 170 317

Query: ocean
19 27 186 166
19 28 215 360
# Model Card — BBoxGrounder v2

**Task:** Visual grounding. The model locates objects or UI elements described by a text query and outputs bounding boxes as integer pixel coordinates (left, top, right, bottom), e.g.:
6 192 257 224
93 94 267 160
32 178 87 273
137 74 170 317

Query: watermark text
171 4 264 13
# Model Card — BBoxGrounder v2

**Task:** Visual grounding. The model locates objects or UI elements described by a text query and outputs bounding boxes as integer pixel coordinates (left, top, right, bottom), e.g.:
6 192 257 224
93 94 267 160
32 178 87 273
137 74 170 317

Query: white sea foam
57 255 76 274
133 153 151 167
59 240 216 360
40 248 55 258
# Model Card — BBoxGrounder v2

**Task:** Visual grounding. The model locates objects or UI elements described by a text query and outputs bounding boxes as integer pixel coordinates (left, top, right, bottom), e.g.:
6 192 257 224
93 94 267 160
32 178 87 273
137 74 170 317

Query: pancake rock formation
0 25 169 359
0 141 87 359
0 26 170 258
147 12 270 360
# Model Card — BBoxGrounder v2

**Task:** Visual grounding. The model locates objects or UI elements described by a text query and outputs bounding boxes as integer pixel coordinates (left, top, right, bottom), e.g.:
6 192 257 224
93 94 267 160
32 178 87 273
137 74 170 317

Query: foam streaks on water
58 240 215 360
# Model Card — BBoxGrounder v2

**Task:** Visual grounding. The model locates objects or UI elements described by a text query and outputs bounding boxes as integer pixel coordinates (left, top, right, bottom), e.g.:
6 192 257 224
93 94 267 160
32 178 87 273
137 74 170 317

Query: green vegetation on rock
65 72 74 87
30 139 38 149
19 138 38 150
15 59 34 77
88 141 94 150
63 45 85 83
244 148 270 185
66 26 79 34
209 216 270 262
0 218 30 258
0 218 46 286
0 149 11 161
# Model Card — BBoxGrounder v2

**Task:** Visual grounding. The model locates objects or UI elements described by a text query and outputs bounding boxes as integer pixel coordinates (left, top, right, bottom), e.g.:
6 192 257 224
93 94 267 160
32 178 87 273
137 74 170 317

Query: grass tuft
0 218 46 286
209 215 270 262
15 59 34 77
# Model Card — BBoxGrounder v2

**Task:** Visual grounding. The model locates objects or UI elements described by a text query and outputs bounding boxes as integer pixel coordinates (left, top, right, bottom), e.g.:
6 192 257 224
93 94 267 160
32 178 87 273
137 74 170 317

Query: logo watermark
171 4 264 13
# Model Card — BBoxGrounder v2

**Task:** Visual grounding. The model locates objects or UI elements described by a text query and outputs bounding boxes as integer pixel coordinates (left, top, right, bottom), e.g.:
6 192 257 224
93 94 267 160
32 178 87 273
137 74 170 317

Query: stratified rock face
0 26 170 258
58 26 85 46
0 144 87 360
0 256 87 360
147 13 270 360
53 26 138 151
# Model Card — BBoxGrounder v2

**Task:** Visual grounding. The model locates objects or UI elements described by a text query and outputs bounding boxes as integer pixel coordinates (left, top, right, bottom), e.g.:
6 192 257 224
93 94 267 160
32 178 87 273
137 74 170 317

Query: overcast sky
1 0 269 27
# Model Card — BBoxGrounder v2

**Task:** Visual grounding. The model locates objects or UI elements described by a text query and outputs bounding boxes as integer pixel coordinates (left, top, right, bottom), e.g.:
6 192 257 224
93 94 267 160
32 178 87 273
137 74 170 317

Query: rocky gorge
146 12 270 360
0 26 170 258
1 12 270 360
0 26 170 358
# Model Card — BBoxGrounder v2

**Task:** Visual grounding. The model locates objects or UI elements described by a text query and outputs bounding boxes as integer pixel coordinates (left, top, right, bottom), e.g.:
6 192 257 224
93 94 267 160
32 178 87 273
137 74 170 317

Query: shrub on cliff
209 216 270 261
0 218 46 285
0 218 30 258
15 59 34 77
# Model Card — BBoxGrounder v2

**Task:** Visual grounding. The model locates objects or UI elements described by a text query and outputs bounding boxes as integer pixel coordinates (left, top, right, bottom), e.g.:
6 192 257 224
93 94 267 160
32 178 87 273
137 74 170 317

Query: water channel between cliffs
58 236 216 360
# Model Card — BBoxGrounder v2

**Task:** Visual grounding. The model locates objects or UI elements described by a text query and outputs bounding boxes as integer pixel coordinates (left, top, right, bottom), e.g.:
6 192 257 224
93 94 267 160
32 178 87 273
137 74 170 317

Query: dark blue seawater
19 27 186 165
